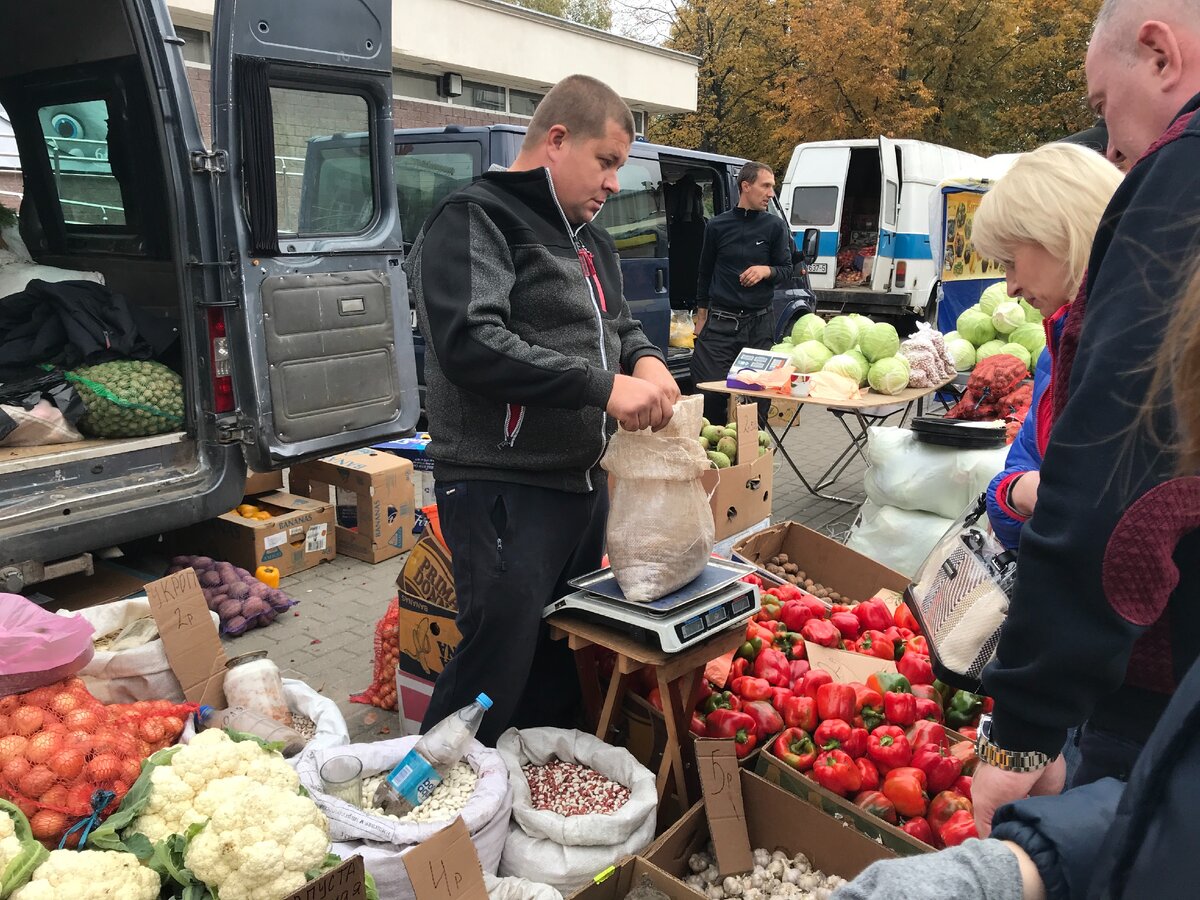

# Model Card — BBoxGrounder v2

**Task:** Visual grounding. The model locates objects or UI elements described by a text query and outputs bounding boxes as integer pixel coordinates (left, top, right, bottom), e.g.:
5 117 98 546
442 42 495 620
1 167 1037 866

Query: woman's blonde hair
973 143 1123 300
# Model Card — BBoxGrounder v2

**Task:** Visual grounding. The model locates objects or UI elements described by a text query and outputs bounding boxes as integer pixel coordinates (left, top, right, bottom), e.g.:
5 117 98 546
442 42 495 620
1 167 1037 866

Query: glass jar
223 651 291 726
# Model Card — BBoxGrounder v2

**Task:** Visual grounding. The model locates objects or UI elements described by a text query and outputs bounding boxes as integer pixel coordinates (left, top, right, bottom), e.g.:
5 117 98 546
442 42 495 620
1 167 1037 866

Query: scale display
727 349 792 379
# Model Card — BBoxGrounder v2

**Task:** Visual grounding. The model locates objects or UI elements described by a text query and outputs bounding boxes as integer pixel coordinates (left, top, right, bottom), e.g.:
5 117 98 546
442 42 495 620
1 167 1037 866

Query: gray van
0 0 419 590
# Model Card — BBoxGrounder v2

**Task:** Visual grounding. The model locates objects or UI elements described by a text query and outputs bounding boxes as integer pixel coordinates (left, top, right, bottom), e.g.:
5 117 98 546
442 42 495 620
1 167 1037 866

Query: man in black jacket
972 0 1200 835
408 75 679 743
691 162 792 424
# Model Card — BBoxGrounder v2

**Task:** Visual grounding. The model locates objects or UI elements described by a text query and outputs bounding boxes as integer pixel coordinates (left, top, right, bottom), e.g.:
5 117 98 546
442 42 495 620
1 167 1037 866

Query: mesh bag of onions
349 598 400 711
0 676 194 848
166 556 296 636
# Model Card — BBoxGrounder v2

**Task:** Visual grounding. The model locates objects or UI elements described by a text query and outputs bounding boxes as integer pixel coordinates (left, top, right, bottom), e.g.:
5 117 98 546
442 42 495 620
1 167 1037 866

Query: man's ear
1138 20 1184 92
544 124 570 158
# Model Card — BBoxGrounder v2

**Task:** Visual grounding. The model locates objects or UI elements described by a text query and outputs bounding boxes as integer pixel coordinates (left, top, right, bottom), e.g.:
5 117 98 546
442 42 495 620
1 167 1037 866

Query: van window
395 142 481 242
790 186 838 227
884 181 898 227
594 158 665 259
271 87 373 235
38 99 127 226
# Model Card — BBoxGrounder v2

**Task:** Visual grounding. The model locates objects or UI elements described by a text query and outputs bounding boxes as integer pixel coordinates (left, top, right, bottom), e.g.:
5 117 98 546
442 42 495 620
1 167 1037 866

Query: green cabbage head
992 301 1027 335
823 352 868 385
1000 342 1032 371
867 356 911 395
791 313 826 344
979 282 1013 316
945 338 977 372
975 340 1007 361
790 340 834 373
860 322 901 363
957 307 996 347
822 316 860 354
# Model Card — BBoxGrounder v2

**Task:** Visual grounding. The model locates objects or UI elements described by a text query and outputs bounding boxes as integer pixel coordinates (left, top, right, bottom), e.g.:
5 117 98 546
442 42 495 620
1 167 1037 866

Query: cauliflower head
184 778 329 900
11 849 159 900
130 729 300 842
0 808 21 878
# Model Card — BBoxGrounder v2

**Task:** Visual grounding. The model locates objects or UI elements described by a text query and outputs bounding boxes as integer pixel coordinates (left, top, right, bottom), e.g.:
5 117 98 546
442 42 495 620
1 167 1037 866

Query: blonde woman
971 144 1123 551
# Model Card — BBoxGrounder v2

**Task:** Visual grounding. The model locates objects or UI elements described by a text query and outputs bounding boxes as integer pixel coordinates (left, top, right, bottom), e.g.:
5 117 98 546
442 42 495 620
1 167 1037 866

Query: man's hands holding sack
607 358 681 432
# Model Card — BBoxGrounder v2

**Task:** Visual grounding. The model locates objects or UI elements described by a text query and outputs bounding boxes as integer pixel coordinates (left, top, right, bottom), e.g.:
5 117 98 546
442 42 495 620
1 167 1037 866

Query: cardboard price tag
695 739 753 875
403 817 488 900
284 855 366 900
805 643 897 684
871 589 905 612
145 568 227 707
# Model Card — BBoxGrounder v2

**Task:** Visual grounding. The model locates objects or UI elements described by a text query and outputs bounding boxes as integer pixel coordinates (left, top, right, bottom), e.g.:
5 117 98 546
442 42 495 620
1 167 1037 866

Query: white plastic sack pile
283 678 349 757
485 874 563 900
295 736 512 900
847 500 957 579
497 727 657 893
865 427 1008 519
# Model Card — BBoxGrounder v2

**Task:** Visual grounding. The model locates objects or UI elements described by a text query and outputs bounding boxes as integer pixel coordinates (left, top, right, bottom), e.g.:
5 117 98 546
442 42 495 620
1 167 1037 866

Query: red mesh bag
947 354 1031 421
0 676 194 848
350 597 400 711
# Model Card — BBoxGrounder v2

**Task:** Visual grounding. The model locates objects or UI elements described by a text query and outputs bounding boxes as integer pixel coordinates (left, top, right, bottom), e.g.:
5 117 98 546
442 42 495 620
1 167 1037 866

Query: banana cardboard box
395 534 459 732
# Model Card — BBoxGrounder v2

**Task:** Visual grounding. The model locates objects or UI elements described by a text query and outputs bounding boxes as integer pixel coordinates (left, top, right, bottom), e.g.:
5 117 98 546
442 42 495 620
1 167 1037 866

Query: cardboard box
567 857 703 900
396 535 460 683
702 451 774 542
755 746 935 856
733 521 909 604
290 449 416 563
376 434 436 536
646 769 896 881
243 467 284 496
177 491 335 577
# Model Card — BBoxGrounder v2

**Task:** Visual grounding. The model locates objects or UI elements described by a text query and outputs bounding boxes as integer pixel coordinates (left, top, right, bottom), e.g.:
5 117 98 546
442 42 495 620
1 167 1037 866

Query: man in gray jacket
408 74 679 743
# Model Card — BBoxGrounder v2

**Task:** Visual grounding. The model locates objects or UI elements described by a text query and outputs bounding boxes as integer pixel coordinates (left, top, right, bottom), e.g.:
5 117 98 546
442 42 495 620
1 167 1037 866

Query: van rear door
871 136 901 292
209 0 418 469
782 145 849 290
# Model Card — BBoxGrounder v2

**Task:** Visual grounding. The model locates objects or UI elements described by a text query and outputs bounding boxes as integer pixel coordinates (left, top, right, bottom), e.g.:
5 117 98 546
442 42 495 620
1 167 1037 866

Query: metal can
224 650 291 726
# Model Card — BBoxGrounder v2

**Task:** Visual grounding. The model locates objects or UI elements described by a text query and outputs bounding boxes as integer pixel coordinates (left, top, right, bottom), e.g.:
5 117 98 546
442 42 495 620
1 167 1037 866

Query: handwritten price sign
284 856 366 900
696 740 753 875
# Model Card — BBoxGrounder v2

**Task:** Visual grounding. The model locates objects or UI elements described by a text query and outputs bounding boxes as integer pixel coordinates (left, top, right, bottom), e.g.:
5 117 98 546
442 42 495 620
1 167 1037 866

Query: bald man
971 0 1200 836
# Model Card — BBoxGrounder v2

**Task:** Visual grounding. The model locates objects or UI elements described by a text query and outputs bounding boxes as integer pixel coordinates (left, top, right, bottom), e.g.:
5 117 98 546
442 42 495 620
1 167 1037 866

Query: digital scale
543 559 762 654
725 348 793 391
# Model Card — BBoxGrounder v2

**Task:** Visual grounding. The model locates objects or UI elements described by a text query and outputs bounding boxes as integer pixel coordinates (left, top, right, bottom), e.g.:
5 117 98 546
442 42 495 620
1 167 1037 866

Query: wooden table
547 613 745 817
697 379 953 503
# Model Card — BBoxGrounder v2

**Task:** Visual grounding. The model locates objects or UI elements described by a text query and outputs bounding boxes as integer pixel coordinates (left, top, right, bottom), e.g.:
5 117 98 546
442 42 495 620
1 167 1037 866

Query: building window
509 89 542 117
450 79 505 111
176 26 210 65
394 69 441 103
631 110 646 135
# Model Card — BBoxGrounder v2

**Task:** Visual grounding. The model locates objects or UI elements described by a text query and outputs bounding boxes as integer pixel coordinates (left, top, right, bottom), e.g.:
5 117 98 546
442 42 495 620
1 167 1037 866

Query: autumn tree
513 0 613 30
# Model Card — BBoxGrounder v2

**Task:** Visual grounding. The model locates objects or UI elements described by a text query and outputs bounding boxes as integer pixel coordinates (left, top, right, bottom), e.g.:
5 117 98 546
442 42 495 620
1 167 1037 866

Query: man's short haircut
1094 0 1199 51
738 162 773 190
973 143 1123 301
522 74 635 148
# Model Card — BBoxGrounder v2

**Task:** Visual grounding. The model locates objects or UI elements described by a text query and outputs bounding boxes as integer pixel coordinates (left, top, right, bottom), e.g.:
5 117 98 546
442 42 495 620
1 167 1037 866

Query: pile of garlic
682 847 847 900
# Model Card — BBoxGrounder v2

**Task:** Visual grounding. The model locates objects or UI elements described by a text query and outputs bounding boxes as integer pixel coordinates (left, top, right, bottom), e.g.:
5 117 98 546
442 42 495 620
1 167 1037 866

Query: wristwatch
975 714 1058 772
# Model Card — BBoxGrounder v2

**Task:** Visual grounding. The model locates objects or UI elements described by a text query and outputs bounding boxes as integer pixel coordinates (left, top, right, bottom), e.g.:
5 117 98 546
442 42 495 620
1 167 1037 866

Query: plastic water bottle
195 705 307 757
373 693 492 815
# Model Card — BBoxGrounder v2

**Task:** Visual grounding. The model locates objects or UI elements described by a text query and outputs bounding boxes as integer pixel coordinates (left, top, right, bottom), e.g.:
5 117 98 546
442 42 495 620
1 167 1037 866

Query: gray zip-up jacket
408 167 665 493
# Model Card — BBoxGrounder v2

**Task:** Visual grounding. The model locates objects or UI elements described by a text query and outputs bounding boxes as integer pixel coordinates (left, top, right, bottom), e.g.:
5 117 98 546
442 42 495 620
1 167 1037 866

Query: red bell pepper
813 718 852 752
915 698 943 722
769 686 793 710
868 672 912 696
782 694 818 732
866 725 912 771
909 683 942 705
731 676 773 702
885 691 919 727
706 708 758 758
730 657 750 682
830 602 853 615
647 687 663 711
907 720 949 751
766 583 803 603
788 659 810 685
741 700 784 738
928 790 974 840
904 635 930 657
842 639 858 653
741 573 764 589
882 767 928 818
982 695 994 714
896 627 915 641
850 683 886 731
690 713 708 737
901 816 935 846
772 727 818 771
939 809 979 847
897 652 935 686
953 775 972 800
755 601 781 623
843 726 869 759
753 648 791 687
773 632 806 661
816 682 856 722
779 599 817 632
893 603 920 633
746 620 778 643
852 598 893 632
948 740 980 777
702 690 738 714
736 638 763 660
912 742 964 793
854 789 897 825
811 749 862 797
798 669 833 701
830 611 861 641
957 726 979 742
854 756 880 791
856 630 896 660
801 618 841 648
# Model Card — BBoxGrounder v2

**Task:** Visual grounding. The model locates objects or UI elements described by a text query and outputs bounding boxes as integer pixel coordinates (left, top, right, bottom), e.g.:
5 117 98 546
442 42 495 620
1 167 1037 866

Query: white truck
780 137 984 327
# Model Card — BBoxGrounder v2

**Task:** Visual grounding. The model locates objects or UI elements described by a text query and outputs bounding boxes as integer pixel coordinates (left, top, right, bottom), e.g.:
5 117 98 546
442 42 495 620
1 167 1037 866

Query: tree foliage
514 0 613 30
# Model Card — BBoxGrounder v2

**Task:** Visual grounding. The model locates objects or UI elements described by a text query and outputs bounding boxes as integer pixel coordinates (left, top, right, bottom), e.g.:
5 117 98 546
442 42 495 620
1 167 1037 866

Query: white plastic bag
62 595 217 703
283 678 348 759
295 736 512 900
485 874 563 900
865 427 1008 519
602 395 714 601
846 500 957 579
497 727 657 893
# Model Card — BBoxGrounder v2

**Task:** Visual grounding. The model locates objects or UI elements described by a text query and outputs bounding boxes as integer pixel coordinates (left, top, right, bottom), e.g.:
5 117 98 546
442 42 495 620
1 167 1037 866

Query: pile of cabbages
166 555 296 635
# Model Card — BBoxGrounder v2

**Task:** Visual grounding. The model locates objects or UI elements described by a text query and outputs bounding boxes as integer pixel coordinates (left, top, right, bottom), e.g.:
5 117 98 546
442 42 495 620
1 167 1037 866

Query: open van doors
210 0 419 469
781 145 849 290
871 136 900 292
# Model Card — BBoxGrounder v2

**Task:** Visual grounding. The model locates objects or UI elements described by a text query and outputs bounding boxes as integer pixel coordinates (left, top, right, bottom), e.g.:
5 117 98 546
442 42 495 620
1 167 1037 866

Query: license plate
806 262 828 275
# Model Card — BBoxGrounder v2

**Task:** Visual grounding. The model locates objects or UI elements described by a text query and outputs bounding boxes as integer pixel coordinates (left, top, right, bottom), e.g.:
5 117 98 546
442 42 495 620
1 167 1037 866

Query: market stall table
696 378 955 503
546 612 744 822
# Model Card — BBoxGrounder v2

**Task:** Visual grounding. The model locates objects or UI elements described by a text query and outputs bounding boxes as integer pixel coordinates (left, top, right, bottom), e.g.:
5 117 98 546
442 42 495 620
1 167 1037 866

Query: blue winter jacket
985 306 1068 550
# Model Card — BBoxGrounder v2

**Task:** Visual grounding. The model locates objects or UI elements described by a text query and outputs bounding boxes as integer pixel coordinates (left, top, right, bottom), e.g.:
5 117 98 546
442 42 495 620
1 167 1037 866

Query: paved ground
222 402 898 743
